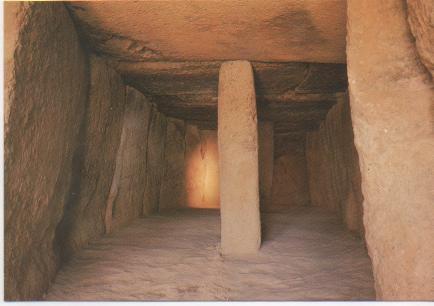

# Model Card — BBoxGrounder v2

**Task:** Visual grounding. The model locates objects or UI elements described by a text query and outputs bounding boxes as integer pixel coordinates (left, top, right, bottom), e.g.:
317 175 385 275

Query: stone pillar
258 121 274 210
218 60 261 256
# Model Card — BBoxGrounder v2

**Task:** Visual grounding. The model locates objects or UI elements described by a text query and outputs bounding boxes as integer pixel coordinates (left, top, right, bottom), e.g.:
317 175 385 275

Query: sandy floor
45 207 375 301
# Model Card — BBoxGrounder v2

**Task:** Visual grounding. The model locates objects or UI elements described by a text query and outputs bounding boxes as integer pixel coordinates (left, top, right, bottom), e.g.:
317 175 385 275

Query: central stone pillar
218 60 261 256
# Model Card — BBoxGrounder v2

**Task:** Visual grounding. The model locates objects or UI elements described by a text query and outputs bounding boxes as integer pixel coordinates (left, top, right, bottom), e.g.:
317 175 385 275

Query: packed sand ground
45 207 375 301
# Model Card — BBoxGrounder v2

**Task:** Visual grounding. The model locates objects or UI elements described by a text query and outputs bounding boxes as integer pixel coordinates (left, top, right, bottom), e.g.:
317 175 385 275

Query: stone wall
4 3 176 299
183 124 310 212
55 55 126 262
142 108 167 214
407 0 434 79
305 95 364 235
269 134 310 211
200 130 220 208
105 87 153 233
347 0 434 299
4 3 89 300
184 125 220 209
159 118 186 211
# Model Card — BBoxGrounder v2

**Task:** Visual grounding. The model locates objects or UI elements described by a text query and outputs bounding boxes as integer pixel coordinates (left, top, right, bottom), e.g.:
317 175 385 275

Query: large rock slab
184 124 206 208
66 1 349 134
4 3 88 300
55 56 125 263
270 135 310 210
105 87 153 232
159 118 186 211
347 0 434 299
114 61 345 133
407 0 434 78
66 1 346 63
143 108 167 214
305 94 364 235
218 61 261 255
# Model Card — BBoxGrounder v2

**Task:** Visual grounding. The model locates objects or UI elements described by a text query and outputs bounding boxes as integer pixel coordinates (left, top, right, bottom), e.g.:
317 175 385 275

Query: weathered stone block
218 60 261 256
105 87 153 232
4 3 88 300
159 118 186 212
347 0 434 299
56 55 125 263
143 108 167 214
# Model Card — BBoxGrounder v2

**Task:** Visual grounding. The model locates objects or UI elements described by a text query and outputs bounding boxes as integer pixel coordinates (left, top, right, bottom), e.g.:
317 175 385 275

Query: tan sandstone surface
66 0 349 135
184 126 220 209
4 3 89 300
270 134 310 210
407 0 434 78
159 118 186 212
347 0 434 299
142 108 167 214
56 55 125 263
218 61 261 255
66 1 346 63
5 0 433 301
306 94 364 235
105 87 153 233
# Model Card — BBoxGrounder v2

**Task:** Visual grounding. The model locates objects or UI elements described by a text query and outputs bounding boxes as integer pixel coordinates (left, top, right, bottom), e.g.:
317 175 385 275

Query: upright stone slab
143 108 167 215
348 0 434 299
159 118 186 212
218 60 261 256
105 87 153 233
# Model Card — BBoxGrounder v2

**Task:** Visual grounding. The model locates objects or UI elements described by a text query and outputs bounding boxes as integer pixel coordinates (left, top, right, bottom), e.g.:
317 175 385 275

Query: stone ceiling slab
66 1 346 63
116 61 347 97
65 1 349 133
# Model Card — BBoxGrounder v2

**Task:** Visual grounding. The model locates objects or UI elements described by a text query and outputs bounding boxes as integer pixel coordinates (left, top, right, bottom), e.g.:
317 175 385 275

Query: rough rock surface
198 131 220 208
184 126 220 209
218 61 261 255
258 121 274 209
347 0 434 299
56 56 125 263
115 61 345 133
67 1 349 133
184 124 205 207
159 118 186 212
4 3 88 300
407 0 434 78
45 208 375 301
270 134 310 210
105 87 153 233
66 1 347 63
142 109 167 214
305 94 364 235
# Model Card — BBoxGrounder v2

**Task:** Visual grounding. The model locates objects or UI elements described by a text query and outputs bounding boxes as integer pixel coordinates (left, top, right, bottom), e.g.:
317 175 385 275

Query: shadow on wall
184 125 220 209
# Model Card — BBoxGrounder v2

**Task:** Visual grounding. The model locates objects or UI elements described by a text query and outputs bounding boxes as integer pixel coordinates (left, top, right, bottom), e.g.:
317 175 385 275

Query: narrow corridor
46 207 374 301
